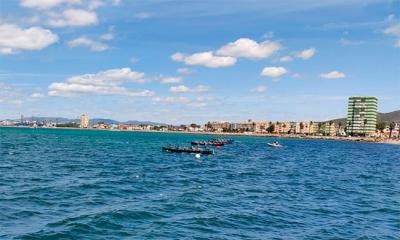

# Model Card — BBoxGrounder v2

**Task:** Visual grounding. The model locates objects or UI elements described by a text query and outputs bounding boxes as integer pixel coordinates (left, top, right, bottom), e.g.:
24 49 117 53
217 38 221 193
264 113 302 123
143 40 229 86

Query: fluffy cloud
216 38 281 59
177 68 192 75
383 23 400 48
320 71 346 79
384 23 400 37
160 76 183 84
171 51 236 68
296 48 316 60
68 37 110 51
261 67 288 78
252 86 267 93
48 68 153 97
48 9 98 27
30 92 46 98
279 56 293 62
20 0 80 9
0 24 58 54
169 85 209 94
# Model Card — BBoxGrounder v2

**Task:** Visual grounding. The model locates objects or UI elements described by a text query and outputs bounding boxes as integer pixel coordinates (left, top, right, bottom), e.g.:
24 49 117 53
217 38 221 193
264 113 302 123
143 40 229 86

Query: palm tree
338 122 343 136
389 122 395 138
328 121 333 136
300 122 304 134
318 122 323 135
309 121 313 135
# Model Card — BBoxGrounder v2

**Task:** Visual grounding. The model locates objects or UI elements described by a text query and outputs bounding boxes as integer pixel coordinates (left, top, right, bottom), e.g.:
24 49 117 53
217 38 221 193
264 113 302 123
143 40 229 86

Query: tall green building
346 96 378 136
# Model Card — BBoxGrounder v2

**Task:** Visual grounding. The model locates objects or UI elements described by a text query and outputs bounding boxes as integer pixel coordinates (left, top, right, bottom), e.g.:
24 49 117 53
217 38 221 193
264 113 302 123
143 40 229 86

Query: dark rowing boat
162 146 214 155
191 141 224 146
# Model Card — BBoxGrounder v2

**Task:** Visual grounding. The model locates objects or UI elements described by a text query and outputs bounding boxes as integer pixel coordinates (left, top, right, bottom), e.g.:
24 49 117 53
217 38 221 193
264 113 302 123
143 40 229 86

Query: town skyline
1 0 399 123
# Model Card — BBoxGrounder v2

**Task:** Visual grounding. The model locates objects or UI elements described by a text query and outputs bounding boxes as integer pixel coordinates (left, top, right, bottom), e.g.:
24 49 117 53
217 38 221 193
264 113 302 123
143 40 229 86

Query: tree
389 122 395 138
337 122 343 136
328 121 333 136
318 122 323 134
309 121 313 135
300 122 304 134
376 122 386 133
266 124 275 133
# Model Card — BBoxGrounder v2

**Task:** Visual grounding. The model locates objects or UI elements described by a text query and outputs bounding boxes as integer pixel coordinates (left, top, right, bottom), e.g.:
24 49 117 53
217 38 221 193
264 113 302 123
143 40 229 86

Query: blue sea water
0 127 399 239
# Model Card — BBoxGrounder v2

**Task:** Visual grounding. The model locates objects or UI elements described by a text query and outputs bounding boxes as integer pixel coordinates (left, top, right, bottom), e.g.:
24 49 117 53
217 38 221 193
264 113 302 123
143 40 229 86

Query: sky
0 0 399 124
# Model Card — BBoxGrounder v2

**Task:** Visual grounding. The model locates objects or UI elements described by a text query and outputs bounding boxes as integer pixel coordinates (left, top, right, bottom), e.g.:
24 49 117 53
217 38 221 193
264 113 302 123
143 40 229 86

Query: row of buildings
205 97 398 137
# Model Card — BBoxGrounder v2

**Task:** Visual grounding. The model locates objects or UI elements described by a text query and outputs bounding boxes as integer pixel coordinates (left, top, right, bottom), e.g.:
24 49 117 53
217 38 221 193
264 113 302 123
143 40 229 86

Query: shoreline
1 126 400 145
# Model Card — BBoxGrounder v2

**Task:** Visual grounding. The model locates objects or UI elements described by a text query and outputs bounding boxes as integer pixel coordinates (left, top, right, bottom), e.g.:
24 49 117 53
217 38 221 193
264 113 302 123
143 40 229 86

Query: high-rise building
346 96 378 136
80 114 89 128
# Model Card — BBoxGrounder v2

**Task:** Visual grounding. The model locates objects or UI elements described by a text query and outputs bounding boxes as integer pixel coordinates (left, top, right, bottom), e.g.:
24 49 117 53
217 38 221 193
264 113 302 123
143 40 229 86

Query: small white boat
267 142 283 147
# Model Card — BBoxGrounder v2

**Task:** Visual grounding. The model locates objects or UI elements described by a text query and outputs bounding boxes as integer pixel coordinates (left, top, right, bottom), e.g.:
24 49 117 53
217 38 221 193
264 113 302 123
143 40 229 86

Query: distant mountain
328 110 400 125
378 110 400 123
90 118 119 125
10 116 167 126
123 120 167 126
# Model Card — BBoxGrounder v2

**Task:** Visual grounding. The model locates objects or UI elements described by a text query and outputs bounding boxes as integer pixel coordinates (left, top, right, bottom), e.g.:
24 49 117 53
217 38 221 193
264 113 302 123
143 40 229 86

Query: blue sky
0 0 399 124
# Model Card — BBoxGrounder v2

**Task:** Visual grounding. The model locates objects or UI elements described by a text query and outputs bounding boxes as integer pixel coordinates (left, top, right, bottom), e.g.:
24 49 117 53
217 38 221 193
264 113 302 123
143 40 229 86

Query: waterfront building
346 96 378 136
205 121 230 132
80 114 90 128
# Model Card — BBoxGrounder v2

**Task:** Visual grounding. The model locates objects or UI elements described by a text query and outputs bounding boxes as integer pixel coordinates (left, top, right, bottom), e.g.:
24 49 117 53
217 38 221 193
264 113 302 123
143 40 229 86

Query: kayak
267 143 283 147
162 146 214 155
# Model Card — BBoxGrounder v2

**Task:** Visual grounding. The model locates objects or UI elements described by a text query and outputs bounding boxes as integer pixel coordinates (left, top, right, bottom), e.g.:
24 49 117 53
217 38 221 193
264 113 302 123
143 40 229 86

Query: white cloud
48 9 98 27
296 48 316 60
68 36 110 51
20 0 80 9
320 71 346 79
48 68 153 97
279 56 293 62
160 76 183 84
171 51 236 68
216 38 281 59
0 24 58 54
177 68 192 75
383 23 400 48
169 85 189 93
291 73 302 78
384 23 400 37
252 86 267 93
101 33 113 40
261 67 288 78
30 92 46 98
169 85 209 94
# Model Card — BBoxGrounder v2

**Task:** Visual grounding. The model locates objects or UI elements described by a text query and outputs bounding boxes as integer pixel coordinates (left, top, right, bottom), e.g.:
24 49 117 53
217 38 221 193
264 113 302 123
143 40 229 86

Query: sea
0 127 399 239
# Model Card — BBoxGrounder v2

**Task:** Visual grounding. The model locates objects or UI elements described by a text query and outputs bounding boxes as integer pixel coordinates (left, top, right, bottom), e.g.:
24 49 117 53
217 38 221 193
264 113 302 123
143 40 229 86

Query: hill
15 117 167 126
328 110 400 125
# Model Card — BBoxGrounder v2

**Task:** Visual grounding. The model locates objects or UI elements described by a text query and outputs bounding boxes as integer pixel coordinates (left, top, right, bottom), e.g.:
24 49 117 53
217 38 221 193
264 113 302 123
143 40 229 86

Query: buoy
195 153 201 159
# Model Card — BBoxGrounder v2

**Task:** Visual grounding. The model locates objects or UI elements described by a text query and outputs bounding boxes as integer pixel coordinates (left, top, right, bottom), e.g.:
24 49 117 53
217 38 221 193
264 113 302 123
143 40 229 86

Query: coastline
1 126 399 145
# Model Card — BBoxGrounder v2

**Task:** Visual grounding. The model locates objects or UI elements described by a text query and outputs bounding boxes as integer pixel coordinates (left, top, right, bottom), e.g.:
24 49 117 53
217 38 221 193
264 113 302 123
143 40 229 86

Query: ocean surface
0 127 399 239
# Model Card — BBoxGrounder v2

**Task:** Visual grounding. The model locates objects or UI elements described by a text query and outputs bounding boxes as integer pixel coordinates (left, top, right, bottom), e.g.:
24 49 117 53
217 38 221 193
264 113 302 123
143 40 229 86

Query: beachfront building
346 96 378 136
205 121 230 132
80 114 89 128
274 121 291 134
